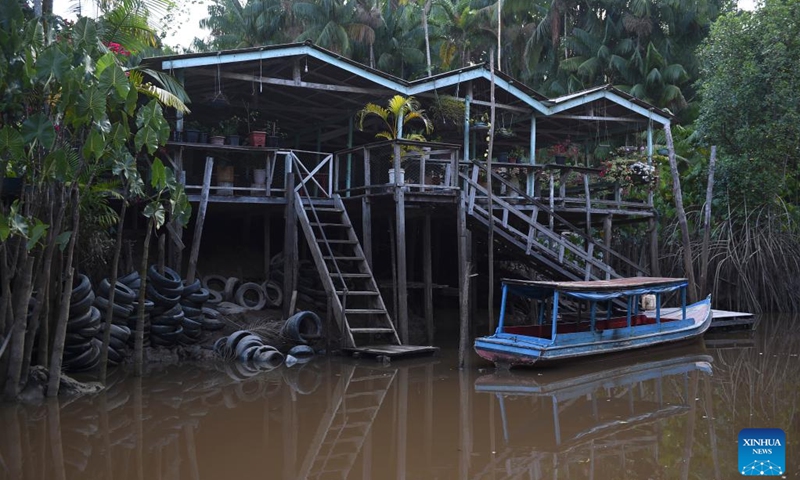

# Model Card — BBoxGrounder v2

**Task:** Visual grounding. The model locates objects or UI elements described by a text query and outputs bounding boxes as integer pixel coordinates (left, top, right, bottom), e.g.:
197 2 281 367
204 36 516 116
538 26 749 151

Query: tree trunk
699 146 717 297
99 200 127 382
422 0 432 76
134 219 154 377
3 246 34 399
664 124 697 303
47 188 81 397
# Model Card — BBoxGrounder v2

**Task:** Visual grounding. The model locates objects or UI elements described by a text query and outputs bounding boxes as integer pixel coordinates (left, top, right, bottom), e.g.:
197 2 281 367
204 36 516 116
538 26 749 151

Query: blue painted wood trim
590 301 597 332
551 291 559 342
656 292 661 325
497 284 508 334
681 287 687 320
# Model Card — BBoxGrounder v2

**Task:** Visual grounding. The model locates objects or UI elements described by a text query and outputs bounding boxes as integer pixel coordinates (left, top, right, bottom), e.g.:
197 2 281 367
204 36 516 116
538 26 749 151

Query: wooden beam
197 69 390 96
423 214 434 344
263 213 271 281
186 157 213 283
362 149 373 267
548 114 645 123
457 192 470 368
283 173 299 318
394 143 409 344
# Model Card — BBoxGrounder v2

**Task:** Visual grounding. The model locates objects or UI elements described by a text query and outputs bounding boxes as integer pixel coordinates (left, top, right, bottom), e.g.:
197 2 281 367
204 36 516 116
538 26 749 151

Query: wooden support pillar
423 214 434 344
394 144 409 344
362 149 373 267
263 213 271 280
169 148 184 272
457 192 470 367
186 157 213 283
604 214 613 278
283 173 299 318
396 367 408 480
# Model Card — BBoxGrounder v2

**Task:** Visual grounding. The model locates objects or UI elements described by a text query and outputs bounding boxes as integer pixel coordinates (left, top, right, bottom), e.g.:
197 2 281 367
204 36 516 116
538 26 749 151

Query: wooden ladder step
333 273 372 279
323 255 364 261
345 309 388 315
335 290 379 296
349 327 395 333
305 207 342 213
318 238 358 244
310 222 350 227
345 391 383 399
350 374 389 383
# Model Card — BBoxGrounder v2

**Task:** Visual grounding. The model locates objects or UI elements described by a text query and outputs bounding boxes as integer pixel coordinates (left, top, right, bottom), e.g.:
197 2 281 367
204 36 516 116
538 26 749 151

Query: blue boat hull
475 296 712 368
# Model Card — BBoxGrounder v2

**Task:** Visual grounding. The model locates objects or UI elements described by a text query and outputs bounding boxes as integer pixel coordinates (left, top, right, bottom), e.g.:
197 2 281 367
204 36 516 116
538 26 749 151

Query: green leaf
0 214 9 241
143 202 166 228
26 220 48 251
21 113 56 150
109 122 130 148
55 231 72 251
44 150 71 181
71 18 98 49
82 128 105 160
0 126 25 160
35 45 69 83
98 64 130 99
150 158 166 190
77 87 106 122
134 126 161 155
95 52 117 75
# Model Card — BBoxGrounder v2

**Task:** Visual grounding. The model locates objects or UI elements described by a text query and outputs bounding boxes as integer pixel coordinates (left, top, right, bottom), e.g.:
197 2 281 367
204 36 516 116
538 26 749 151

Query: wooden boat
474 277 712 368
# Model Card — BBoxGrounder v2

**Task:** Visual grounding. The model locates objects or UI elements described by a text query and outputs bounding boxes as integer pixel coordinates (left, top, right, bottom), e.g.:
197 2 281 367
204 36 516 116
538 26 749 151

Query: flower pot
216 165 234 184
227 135 240 146
172 130 183 142
253 168 267 185
388 168 405 185
199 132 208 144
266 135 280 148
210 135 225 146
555 155 566 165
497 152 509 163
508 156 518 164
248 131 267 147
184 129 200 143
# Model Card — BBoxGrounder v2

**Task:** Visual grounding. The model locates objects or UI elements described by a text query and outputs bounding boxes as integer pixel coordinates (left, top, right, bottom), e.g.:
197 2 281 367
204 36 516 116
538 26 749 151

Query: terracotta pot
210 135 225 146
248 131 267 147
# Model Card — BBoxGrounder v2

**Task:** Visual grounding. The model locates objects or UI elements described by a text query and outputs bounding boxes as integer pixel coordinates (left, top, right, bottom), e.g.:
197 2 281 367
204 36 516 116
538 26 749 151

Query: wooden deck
341 345 439 361
646 307 757 331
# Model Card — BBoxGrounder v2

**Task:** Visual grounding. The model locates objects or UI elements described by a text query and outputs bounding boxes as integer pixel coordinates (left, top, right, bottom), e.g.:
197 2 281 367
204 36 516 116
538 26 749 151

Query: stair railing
291 154 349 309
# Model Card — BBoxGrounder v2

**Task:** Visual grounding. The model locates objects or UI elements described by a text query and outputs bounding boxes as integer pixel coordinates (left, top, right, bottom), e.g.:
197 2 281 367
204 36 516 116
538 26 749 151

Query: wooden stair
295 193 400 349
460 165 646 282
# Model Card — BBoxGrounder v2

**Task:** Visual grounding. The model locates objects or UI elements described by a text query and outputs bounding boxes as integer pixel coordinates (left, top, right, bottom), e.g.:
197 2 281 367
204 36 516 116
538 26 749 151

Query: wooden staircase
460 164 646 282
298 364 396 479
295 192 400 349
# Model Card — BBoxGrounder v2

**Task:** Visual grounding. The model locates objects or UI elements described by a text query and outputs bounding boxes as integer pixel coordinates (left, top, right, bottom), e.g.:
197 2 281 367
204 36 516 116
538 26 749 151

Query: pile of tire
214 330 285 368
92 276 136 366
202 275 283 310
117 271 154 348
63 274 102 372
179 278 224 340
146 266 185 347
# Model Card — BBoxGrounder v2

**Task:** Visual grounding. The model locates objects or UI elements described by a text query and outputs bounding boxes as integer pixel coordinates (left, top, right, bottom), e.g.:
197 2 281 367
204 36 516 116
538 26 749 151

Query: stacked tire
178 279 206 344
118 272 154 348
146 266 184 347
92 277 136 366
63 274 102 372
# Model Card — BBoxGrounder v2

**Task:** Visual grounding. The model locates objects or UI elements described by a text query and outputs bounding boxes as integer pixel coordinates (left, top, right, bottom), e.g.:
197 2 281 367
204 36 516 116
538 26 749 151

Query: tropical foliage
357 95 433 141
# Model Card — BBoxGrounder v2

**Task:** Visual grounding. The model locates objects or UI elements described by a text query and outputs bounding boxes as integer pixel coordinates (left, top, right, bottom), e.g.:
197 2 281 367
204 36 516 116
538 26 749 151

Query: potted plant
509 146 526 164
208 126 225 146
245 108 267 147
184 120 203 143
219 116 242 146
548 139 580 165
264 120 284 148
470 112 490 131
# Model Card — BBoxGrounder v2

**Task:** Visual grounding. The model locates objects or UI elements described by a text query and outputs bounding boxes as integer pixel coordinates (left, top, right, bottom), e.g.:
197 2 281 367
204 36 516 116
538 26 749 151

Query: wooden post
186 157 213 284
169 148 184 271
263 213 271 280
457 192 470 368
604 215 613 278
396 367 409 480
362 149 373 267
394 143 409 344
157 233 165 274
486 52 496 334
423 214 434 344
699 146 717 296
283 173 299 319
665 124 697 302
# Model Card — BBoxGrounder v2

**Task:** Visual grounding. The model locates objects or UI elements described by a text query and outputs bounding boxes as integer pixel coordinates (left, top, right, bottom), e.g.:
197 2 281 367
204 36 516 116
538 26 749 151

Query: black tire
69 289 96 317
225 330 253 354
263 281 283 307
62 342 99 371
130 299 155 313
98 279 137 305
65 331 92 346
146 283 180 307
151 324 180 335
213 336 229 356
109 335 127 351
107 346 123 364
281 311 323 345
223 277 240 301
238 345 261 362
108 324 131 342
234 334 264 357
67 306 101 332
206 289 222 305
151 311 184 327
202 307 220 319
155 325 183 344
181 317 203 333
201 317 225 331
181 304 202 319
202 274 227 294
93 295 134 318
147 265 182 289
118 271 140 286
186 288 210 304
75 323 101 338
182 279 202 295
71 274 92 302
235 283 267 310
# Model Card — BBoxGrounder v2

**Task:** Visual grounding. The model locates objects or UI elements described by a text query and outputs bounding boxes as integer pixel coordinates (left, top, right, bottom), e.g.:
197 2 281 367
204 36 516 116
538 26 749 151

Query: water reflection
1 319 798 480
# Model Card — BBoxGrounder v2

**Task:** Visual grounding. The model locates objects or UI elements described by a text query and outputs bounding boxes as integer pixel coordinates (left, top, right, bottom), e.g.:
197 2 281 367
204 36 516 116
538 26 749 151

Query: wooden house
145 43 673 356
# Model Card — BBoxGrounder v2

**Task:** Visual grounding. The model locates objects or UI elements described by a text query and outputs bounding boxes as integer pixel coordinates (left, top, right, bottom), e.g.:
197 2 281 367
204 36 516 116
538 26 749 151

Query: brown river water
1 315 798 479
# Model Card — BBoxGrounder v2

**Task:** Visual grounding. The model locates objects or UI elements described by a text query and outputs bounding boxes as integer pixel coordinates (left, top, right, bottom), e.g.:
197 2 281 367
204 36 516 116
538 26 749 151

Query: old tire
234 283 267 310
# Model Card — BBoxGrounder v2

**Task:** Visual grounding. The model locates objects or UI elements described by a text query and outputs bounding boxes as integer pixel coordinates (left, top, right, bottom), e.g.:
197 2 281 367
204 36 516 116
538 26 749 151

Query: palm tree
292 0 377 56
357 95 433 141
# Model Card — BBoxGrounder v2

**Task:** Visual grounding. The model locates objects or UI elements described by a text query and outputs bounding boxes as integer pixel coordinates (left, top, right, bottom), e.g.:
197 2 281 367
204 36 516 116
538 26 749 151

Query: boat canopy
502 277 688 302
